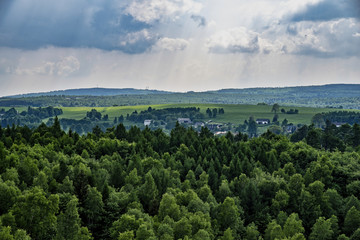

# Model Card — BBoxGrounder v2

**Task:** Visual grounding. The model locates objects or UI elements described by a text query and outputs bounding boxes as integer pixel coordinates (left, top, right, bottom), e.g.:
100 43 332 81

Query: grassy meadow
58 103 345 126
2 104 358 134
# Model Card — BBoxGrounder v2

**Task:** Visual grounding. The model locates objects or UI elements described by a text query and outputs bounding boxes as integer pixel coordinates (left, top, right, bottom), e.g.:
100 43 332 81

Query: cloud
262 18 360 57
0 0 158 53
15 56 80 77
125 0 202 24
117 30 158 54
191 15 207 27
153 37 189 51
0 58 16 75
289 0 360 22
205 17 360 58
206 27 260 54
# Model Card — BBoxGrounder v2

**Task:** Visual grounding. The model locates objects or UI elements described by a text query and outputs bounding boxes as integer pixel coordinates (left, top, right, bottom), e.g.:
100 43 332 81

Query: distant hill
1 84 360 109
7 84 360 98
211 84 360 98
8 88 172 97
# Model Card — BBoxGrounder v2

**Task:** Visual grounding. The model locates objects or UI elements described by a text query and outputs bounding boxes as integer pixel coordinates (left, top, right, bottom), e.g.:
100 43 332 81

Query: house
207 123 223 130
332 122 347 128
144 120 152 126
286 125 297 133
256 119 270 125
194 122 205 128
215 131 228 136
178 118 192 124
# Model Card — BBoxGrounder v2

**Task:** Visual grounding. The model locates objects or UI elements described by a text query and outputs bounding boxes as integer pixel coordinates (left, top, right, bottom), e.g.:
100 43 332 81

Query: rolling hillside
57 103 344 126
1 84 359 109
7 88 172 97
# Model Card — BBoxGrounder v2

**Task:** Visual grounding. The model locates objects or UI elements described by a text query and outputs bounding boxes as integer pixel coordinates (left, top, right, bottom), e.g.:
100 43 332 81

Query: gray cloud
0 0 156 53
116 30 158 54
290 0 360 22
0 58 16 75
153 37 189 52
9 55 80 77
206 17 360 58
191 15 207 27
262 18 360 58
206 28 260 54
125 0 202 24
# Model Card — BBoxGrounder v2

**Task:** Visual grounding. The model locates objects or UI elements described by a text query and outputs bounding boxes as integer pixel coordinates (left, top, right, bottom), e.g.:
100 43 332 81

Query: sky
0 0 359 96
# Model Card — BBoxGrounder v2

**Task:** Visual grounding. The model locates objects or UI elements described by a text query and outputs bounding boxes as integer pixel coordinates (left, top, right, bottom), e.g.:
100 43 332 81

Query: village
143 116 299 136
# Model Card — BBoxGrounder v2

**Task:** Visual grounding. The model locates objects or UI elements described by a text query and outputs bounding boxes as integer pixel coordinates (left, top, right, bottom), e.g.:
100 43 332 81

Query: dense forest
291 120 360 151
312 112 360 128
0 119 360 239
0 107 63 128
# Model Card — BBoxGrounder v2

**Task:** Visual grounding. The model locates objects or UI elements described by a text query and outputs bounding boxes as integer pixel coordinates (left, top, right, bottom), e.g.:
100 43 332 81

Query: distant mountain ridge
212 83 360 93
1 84 360 109
7 84 360 98
8 88 173 97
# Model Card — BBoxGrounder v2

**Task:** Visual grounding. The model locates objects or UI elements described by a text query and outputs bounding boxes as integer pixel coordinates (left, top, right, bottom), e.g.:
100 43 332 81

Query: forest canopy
0 120 360 239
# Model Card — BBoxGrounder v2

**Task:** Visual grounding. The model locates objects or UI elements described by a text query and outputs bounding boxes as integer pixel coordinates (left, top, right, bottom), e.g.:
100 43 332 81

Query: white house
144 120 152 126
215 131 228 136
333 122 347 127
256 119 270 125
194 122 205 128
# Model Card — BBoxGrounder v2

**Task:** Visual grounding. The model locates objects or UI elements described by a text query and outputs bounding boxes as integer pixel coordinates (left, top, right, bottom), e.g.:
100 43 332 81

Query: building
194 122 205 128
215 131 228 136
332 122 347 128
144 120 152 126
256 119 270 125
286 125 297 133
178 118 192 124
207 123 223 130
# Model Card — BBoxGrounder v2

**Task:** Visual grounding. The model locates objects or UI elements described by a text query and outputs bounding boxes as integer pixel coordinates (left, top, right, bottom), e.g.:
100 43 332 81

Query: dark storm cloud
0 0 155 53
290 0 360 22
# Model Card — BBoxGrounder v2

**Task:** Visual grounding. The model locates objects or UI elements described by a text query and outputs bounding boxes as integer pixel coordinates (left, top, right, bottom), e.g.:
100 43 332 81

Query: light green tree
56 197 85 240
158 193 181 221
245 223 260 240
11 187 59 240
217 197 244 235
309 217 334 240
220 228 234 240
344 206 360 236
283 213 305 238
265 220 284 240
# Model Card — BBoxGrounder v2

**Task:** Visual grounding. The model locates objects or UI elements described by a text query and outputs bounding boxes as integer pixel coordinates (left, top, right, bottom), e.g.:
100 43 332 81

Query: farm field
58 103 346 126
3 104 357 134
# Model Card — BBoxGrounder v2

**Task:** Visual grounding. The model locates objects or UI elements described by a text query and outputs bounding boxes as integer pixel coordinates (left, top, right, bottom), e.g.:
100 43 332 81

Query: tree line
0 107 63 128
312 111 360 128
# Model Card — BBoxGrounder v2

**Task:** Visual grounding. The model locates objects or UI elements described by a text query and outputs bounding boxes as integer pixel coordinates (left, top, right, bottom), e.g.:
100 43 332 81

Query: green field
58 104 347 126
4 103 355 129
2 103 359 135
